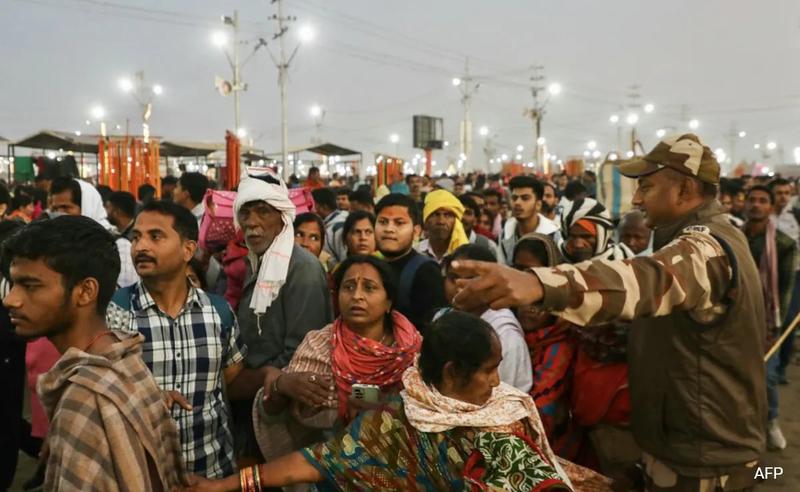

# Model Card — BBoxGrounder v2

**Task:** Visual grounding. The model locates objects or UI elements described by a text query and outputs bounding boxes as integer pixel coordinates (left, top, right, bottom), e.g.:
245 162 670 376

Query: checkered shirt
106 282 246 478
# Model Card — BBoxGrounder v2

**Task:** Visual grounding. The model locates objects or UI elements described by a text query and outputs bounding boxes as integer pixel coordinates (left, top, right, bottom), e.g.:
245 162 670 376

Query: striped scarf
560 198 634 261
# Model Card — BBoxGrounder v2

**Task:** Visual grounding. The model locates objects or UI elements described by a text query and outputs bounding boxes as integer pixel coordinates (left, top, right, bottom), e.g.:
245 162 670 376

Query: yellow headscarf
422 189 469 255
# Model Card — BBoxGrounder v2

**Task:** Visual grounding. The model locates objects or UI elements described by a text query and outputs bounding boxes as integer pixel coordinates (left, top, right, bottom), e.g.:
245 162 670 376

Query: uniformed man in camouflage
452 133 766 492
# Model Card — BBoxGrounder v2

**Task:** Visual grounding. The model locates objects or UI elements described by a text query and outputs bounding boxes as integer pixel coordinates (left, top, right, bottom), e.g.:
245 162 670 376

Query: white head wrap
233 168 297 315
76 179 112 229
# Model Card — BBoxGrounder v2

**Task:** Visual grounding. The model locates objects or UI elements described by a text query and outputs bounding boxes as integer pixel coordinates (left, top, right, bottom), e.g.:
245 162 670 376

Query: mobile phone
351 383 380 403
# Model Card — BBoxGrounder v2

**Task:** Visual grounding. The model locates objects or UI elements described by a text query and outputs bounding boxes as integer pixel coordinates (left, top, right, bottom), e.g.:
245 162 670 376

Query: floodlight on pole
89 105 107 137
547 82 562 95
479 126 489 136
90 105 106 120
688 119 700 130
767 141 777 151
656 129 666 138
587 140 597 150
738 131 747 138
626 113 639 125
644 103 655 113
609 114 620 124
212 30 228 47
537 136 546 146
452 77 462 87
516 144 524 152
236 127 248 138
119 78 134 93
389 133 399 144
298 25 315 43
152 84 163 95
310 104 322 117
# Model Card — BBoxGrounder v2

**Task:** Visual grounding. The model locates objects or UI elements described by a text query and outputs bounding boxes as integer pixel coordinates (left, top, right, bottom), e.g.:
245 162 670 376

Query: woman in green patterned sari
182 311 609 492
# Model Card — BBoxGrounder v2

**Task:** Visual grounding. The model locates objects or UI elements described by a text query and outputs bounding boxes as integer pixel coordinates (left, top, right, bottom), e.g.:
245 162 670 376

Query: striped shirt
106 283 245 478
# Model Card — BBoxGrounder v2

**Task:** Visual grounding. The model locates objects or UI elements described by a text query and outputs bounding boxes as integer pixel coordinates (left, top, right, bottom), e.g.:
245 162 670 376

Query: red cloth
25 338 61 438
475 225 497 242
304 179 325 191
570 349 630 427
222 232 249 310
330 311 421 418
575 219 597 236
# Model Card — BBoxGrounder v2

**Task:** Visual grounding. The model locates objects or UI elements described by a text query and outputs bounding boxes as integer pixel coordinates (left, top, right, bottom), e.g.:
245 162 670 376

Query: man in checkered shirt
107 200 263 478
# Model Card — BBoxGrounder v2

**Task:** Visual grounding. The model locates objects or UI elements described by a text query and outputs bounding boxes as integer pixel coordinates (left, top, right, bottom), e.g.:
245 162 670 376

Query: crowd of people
1 132 798 491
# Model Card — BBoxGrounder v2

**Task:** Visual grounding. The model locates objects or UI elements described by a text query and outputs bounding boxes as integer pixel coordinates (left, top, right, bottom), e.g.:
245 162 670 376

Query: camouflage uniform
532 134 766 491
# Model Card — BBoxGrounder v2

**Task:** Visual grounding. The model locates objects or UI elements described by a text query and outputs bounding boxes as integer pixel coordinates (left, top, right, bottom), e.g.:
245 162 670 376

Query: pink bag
199 189 237 252
199 188 315 251
289 188 315 214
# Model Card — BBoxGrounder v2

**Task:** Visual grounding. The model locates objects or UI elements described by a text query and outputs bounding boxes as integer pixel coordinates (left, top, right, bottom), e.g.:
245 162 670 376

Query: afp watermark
754 466 784 480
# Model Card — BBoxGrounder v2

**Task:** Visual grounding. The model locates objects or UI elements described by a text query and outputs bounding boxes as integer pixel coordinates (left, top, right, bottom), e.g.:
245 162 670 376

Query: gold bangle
253 465 262 491
239 468 247 491
246 466 256 492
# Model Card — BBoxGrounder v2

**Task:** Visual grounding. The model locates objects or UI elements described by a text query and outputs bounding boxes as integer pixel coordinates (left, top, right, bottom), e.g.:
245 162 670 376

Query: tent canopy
160 140 224 157
267 142 361 157
13 130 101 153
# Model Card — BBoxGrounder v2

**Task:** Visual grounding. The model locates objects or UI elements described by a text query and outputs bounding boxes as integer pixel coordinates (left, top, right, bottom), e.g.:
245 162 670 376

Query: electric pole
627 84 641 153
275 0 291 181
232 11 241 132
454 58 479 171
724 123 741 174
524 65 544 171
267 0 309 181
523 65 561 174
215 11 267 136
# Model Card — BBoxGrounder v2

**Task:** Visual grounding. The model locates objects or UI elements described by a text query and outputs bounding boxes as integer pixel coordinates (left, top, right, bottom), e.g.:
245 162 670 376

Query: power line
292 0 519 73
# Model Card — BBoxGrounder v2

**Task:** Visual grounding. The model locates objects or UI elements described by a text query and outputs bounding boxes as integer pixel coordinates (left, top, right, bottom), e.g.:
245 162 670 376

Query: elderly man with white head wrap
231 168 333 457
234 167 333 367
48 177 139 287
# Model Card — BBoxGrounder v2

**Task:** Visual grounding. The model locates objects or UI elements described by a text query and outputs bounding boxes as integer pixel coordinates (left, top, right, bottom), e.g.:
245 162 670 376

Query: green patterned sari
300 397 570 491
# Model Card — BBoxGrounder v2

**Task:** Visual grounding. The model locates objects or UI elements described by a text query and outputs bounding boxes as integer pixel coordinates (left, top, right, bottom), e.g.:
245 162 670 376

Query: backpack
395 254 437 316
110 285 234 331
199 189 237 252
289 188 315 215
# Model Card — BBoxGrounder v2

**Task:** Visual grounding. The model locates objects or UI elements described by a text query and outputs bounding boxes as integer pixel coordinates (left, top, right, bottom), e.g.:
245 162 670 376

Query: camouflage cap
619 133 720 185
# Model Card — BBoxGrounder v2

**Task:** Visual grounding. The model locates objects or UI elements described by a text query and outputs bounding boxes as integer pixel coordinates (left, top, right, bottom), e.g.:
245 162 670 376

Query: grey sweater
237 244 333 369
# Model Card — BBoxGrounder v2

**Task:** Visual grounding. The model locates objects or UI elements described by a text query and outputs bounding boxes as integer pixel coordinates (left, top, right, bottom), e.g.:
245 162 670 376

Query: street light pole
453 58 479 172
524 65 560 174
119 71 161 142
232 10 241 133
276 0 290 180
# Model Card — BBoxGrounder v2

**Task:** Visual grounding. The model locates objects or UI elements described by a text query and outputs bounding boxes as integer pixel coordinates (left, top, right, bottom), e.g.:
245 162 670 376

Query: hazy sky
3 0 800 171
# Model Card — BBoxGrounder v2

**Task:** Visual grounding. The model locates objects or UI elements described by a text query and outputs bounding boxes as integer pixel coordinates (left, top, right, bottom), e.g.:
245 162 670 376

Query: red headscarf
331 311 421 418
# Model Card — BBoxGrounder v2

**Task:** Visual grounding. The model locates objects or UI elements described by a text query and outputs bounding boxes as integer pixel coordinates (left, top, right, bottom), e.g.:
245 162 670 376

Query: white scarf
77 180 112 230
233 168 296 315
